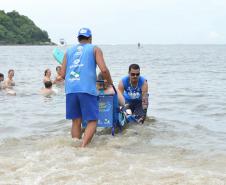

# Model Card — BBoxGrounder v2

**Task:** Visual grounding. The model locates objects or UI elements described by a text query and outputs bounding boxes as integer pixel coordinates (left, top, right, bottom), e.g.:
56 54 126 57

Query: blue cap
78 28 92 37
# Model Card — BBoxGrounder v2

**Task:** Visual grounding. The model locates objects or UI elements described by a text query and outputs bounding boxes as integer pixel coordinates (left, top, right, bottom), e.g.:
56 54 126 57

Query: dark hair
129 64 140 72
44 81 52 88
97 72 104 81
56 66 61 71
97 72 108 89
8 69 14 74
44 69 50 76
78 35 91 42
0 73 4 78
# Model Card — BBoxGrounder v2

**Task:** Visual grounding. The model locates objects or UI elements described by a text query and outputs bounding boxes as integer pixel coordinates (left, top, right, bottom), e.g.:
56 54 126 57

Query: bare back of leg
80 120 97 147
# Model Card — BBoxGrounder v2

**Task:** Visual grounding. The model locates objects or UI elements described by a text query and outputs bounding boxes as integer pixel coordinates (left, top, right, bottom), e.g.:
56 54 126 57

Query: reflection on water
0 45 226 184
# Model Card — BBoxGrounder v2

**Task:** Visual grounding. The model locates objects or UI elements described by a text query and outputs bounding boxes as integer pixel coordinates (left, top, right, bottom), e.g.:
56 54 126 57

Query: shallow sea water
0 45 226 185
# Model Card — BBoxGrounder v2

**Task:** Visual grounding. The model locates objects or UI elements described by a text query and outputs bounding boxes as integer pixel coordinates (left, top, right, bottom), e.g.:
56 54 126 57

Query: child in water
1 71 16 95
97 72 125 106
40 81 56 96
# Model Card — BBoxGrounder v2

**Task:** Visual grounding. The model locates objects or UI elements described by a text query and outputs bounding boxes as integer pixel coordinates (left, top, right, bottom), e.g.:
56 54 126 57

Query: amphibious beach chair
82 81 126 136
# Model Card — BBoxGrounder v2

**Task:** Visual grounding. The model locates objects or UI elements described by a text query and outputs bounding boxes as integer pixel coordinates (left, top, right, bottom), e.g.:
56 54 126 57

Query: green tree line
0 10 52 45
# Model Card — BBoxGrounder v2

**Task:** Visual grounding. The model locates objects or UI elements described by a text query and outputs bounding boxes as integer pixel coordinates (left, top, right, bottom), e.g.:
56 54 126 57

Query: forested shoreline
0 10 54 45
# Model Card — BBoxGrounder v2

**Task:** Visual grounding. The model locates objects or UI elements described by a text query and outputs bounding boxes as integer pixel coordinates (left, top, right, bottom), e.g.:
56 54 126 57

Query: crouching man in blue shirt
118 64 149 124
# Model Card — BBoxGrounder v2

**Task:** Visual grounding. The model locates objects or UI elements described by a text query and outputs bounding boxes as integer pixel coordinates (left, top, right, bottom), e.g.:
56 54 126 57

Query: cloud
208 31 221 39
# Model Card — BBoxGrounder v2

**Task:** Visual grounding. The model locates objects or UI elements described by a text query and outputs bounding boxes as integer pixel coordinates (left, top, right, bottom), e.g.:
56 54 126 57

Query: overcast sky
1 0 226 45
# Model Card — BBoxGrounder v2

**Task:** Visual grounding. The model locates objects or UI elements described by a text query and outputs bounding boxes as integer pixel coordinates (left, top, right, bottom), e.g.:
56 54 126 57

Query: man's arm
116 88 125 106
94 47 113 85
142 80 148 96
141 80 149 112
118 80 124 95
60 54 67 79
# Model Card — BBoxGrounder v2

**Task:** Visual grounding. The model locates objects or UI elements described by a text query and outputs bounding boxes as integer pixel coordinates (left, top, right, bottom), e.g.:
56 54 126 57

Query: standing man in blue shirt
61 28 113 147
118 64 149 123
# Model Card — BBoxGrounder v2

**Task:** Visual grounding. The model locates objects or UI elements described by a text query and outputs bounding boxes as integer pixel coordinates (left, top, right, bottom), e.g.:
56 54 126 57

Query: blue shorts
66 93 99 121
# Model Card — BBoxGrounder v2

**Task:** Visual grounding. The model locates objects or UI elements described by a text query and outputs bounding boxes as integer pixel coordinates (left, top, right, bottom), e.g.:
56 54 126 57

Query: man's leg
71 118 82 139
80 120 97 147
79 93 99 147
133 101 146 123
66 93 82 138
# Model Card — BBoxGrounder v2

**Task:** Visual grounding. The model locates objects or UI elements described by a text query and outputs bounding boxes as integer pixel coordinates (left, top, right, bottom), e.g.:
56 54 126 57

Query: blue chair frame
82 81 124 135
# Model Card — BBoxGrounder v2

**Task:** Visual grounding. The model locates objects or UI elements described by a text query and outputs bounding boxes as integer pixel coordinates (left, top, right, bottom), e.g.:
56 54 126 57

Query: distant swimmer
43 68 52 84
0 73 5 90
53 66 64 85
40 81 56 96
4 69 15 88
0 72 16 95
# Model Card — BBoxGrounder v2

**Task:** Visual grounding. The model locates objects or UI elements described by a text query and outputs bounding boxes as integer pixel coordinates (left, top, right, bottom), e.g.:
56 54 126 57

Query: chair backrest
82 81 115 128
97 94 114 127
83 81 126 128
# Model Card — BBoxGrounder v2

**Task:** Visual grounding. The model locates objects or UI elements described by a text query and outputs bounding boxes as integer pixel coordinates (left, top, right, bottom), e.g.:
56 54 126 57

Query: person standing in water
1 72 16 95
43 68 52 84
0 73 5 90
61 28 113 147
4 69 15 88
53 66 64 84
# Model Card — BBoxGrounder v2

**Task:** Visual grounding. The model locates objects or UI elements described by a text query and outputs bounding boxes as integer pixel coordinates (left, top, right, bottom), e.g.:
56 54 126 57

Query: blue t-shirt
122 76 146 103
65 44 97 96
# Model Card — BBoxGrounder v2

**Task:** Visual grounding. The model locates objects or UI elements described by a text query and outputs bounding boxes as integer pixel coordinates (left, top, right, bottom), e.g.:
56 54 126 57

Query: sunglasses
130 72 140 77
